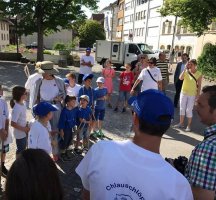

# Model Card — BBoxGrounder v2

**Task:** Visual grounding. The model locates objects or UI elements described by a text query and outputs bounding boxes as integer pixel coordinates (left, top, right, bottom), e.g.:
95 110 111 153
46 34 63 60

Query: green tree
78 20 105 47
160 0 216 36
0 0 98 61
198 44 216 81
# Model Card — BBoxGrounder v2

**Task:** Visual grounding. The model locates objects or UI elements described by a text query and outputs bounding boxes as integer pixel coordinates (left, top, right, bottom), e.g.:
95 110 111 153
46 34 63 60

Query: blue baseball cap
63 78 69 84
33 102 58 116
82 74 94 81
86 47 91 52
128 89 174 125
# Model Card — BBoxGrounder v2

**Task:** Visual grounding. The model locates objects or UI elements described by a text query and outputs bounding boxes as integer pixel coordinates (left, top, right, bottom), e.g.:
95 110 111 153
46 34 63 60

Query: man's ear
133 113 139 126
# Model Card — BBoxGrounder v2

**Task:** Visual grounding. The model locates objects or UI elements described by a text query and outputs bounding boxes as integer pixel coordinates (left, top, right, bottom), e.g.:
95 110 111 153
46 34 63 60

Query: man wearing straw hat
32 61 66 161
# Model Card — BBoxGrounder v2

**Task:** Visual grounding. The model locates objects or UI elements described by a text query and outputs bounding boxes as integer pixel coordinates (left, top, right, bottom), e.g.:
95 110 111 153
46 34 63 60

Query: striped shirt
185 124 216 190
156 60 169 80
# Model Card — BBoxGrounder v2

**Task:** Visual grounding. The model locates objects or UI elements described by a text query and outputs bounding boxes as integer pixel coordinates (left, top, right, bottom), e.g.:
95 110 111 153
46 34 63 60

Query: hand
24 127 30 134
130 89 135 95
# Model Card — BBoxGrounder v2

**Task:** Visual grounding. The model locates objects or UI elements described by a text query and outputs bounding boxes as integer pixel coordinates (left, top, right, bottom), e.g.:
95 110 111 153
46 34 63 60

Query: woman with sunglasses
130 57 162 94
174 59 202 132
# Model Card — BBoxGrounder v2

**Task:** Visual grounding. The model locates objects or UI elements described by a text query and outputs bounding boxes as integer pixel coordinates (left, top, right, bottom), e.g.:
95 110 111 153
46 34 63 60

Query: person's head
105 59 112 68
159 52 166 61
129 89 174 137
85 47 91 56
181 53 189 63
148 57 157 68
96 77 105 88
138 54 148 63
187 59 197 70
10 86 27 108
37 61 58 79
33 102 58 121
82 74 94 87
79 95 89 108
64 95 76 108
66 72 76 85
196 85 216 126
5 149 63 200
125 63 131 71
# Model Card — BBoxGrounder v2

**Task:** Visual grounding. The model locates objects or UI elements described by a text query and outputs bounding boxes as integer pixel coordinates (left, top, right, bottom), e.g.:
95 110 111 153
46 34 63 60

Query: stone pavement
0 60 213 199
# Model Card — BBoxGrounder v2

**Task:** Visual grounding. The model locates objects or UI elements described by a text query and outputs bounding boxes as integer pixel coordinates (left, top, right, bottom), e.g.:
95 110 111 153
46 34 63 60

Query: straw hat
37 61 59 75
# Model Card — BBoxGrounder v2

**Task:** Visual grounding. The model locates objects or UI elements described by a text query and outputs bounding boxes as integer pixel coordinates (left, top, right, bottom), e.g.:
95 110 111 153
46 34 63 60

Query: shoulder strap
37 78 43 103
187 70 198 88
147 69 157 83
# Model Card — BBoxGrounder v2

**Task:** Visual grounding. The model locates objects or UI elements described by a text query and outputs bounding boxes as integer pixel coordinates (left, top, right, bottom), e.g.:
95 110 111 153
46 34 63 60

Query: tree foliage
0 0 98 61
197 44 216 81
160 0 216 36
78 20 105 47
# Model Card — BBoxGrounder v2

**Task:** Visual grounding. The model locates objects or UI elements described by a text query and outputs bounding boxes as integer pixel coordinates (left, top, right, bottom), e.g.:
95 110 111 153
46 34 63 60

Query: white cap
96 77 105 83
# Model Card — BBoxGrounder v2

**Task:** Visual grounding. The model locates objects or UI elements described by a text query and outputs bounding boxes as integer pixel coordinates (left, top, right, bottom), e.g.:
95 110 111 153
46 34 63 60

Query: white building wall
0 20 10 51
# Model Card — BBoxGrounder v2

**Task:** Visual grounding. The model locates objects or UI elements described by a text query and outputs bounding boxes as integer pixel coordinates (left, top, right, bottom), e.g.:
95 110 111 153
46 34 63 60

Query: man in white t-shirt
76 89 193 200
131 57 162 93
78 47 94 84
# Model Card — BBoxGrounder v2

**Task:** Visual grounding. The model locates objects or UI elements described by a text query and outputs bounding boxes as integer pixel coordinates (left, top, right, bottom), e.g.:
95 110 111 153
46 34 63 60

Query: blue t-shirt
77 106 92 126
94 87 108 110
58 107 78 129
78 86 95 107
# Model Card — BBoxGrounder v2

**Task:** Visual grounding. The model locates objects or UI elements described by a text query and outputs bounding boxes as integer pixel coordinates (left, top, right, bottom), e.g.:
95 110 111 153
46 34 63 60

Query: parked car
26 42 46 50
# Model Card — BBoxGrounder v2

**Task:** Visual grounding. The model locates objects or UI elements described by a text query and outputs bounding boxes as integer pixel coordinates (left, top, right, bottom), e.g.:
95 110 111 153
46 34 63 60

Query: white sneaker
173 123 184 129
185 127 191 132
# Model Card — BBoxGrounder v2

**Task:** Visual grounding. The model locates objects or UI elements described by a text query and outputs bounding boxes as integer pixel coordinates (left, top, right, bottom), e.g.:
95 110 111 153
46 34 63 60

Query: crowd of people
0 47 215 200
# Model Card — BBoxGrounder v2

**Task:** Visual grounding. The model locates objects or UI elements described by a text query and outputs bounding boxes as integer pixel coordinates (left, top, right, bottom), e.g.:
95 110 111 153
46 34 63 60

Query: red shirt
119 71 134 91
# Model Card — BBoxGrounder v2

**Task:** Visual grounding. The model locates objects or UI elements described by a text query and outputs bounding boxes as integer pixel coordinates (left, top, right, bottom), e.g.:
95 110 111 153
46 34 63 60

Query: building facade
116 0 125 41
0 19 10 51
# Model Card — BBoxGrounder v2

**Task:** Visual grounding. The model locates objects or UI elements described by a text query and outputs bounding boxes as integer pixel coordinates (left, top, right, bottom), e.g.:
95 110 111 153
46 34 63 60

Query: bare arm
196 75 202 96
11 121 29 134
179 68 187 80
158 80 162 91
130 79 141 94
82 188 90 200
192 186 215 200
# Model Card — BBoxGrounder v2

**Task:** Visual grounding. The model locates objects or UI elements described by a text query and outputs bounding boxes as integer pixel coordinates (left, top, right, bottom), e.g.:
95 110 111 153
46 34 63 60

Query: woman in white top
131 57 162 94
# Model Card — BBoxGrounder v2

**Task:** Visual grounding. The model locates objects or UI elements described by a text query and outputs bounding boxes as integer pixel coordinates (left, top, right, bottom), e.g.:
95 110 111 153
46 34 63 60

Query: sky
83 0 116 18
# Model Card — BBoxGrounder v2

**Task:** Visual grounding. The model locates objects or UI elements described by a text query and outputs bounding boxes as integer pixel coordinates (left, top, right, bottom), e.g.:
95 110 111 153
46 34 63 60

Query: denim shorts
94 109 105 121
119 91 130 101
79 124 89 140
16 137 27 154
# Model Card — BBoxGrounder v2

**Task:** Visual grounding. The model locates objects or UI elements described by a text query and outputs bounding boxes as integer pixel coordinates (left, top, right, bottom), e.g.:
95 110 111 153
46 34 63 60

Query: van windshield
137 43 154 54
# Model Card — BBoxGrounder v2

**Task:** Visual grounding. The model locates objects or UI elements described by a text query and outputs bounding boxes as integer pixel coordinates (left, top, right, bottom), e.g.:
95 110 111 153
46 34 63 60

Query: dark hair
149 57 157 65
64 95 76 104
202 85 216 112
138 116 171 137
66 72 76 80
5 149 63 200
10 86 26 108
182 53 189 58
189 59 197 66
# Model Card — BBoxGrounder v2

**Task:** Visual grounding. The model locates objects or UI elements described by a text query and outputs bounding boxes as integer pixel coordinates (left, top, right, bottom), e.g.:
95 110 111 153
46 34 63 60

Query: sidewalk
0 60 211 199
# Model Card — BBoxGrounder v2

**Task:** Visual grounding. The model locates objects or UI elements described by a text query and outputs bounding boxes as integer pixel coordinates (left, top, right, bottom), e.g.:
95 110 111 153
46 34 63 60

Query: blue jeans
58 128 74 150
16 137 27 154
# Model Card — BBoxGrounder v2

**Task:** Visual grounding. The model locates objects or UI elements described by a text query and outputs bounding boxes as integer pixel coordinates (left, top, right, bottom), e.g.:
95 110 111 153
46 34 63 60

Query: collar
204 124 216 139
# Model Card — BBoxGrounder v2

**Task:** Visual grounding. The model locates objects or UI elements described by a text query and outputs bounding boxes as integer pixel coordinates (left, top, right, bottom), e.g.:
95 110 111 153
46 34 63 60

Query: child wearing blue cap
58 95 78 161
28 102 58 156
74 95 92 154
91 77 108 138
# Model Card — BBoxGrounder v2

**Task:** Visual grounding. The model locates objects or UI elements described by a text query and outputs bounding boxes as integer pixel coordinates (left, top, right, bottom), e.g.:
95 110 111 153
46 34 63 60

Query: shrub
198 44 216 81
43 50 52 55
53 43 66 50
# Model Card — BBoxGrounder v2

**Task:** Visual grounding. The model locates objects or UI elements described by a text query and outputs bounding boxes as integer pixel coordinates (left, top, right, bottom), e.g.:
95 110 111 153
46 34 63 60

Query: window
1 33 3 40
113 45 119 52
118 18 123 26
129 44 140 54
125 2 131 11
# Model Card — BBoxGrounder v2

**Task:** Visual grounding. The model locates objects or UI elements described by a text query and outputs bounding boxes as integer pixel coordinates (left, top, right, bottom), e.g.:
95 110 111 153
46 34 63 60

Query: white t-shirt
66 84 81 105
40 79 59 101
25 73 42 108
76 140 193 200
11 102 27 139
79 55 94 75
28 120 52 154
138 67 162 92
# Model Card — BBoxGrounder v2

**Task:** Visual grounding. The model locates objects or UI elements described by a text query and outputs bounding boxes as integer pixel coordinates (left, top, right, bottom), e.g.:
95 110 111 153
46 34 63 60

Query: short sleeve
138 69 144 80
25 77 32 90
11 105 21 123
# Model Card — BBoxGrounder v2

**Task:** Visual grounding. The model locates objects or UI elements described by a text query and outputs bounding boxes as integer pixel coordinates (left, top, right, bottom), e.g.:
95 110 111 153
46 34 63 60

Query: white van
95 40 157 69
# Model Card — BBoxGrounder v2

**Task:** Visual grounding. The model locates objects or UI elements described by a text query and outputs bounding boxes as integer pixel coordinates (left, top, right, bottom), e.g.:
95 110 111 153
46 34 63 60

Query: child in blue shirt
92 77 107 138
58 95 78 160
74 95 92 154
